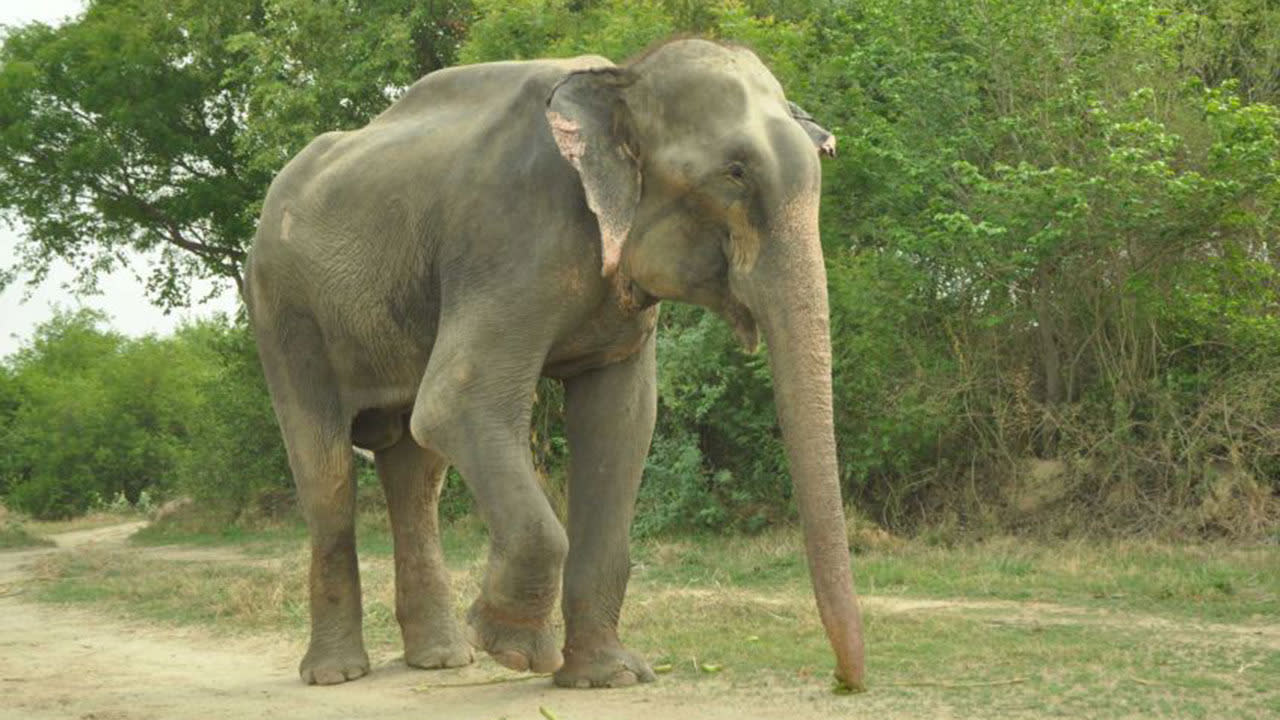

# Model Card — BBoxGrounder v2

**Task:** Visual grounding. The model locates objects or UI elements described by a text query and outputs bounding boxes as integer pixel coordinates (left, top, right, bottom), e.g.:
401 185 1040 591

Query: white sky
0 0 241 359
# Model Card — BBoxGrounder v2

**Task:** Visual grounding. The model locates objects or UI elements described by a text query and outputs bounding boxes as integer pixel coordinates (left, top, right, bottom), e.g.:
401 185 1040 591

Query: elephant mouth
719 295 759 352
615 275 659 313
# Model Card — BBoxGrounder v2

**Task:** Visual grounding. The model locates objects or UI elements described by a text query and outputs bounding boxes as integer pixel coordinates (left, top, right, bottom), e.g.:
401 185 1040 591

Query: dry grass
0 518 55 550
28 520 1280 718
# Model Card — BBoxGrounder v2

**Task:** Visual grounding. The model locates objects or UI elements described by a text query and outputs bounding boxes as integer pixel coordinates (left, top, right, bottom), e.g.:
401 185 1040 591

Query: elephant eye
726 162 747 181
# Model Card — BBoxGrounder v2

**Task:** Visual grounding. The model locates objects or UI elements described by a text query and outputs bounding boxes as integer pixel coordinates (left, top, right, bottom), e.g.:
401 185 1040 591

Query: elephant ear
547 68 641 277
787 101 837 158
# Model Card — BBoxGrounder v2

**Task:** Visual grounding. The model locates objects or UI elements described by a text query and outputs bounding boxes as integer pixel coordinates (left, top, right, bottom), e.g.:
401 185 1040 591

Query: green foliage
0 310 203 518
0 311 289 521
461 0 1280 536
0 0 470 306
460 0 673 63
638 305 786 535
169 318 292 521
2 0 1276 535
461 0 805 66
802 0 1280 534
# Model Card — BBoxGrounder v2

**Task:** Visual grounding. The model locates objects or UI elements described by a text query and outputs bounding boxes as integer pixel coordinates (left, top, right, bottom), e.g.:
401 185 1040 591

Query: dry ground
1 522 1276 719
0 523 853 720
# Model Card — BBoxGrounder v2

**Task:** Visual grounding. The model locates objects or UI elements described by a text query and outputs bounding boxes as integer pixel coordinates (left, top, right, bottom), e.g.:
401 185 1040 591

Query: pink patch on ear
547 111 585 171
820 134 837 158
547 109 627 278
600 240 621 276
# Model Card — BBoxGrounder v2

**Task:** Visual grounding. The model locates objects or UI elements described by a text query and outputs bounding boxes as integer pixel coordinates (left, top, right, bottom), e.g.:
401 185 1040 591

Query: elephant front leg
452 436 567 673
410 344 567 675
556 333 658 689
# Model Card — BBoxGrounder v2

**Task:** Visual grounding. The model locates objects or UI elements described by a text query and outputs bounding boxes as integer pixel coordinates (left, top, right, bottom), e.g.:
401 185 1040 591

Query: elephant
244 37 865 691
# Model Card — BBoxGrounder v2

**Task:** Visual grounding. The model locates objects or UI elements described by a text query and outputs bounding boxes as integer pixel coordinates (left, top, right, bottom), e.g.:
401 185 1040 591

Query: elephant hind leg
375 428 474 670
282 413 369 685
254 312 368 685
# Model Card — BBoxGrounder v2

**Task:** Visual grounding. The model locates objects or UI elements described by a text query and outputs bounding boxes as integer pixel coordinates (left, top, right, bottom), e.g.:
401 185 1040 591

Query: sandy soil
4 524 1273 719
0 524 854 720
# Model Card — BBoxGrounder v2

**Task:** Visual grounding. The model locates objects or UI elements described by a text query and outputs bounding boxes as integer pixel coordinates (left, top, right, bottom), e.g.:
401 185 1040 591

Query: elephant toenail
492 650 531 671
610 670 639 687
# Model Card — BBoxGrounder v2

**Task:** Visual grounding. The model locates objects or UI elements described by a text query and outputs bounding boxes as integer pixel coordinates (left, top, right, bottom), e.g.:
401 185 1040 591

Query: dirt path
0 524 854 720
4 524 1274 719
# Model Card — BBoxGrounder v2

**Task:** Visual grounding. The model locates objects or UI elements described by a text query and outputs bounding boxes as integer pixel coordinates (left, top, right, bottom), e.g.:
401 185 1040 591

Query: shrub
170 318 293 522
461 0 1280 538
0 311 201 519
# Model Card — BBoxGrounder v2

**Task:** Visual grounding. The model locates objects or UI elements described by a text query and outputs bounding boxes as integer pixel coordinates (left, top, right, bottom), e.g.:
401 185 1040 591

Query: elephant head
547 39 866 690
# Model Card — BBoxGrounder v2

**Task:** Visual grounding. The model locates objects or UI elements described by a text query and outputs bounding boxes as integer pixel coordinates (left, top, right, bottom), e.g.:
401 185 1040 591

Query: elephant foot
405 638 475 670
299 639 370 685
554 642 656 689
402 614 475 669
466 599 563 673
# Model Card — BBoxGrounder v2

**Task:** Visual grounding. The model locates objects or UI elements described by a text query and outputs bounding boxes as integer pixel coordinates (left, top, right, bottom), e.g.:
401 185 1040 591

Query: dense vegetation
1 0 1276 537
0 311 286 519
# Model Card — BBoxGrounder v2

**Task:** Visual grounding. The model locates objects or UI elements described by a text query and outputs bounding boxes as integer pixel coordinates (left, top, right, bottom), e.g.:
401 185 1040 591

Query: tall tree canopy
0 0 469 306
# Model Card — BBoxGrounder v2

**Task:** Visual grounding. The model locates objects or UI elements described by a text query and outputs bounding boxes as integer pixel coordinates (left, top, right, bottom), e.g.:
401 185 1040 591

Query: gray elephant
244 38 865 691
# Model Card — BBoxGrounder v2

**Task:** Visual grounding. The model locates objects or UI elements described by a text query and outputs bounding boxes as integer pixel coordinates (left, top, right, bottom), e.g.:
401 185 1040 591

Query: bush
0 311 202 519
169 318 293 522
461 0 1280 538
0 312 293 523
0 516 54 550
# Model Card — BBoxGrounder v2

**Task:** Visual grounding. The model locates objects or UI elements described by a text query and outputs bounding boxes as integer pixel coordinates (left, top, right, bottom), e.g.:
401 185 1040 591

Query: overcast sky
0 0 241 359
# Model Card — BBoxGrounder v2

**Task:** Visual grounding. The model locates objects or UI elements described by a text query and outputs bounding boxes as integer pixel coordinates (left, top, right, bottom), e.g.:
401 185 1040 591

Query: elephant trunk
734 204 866 691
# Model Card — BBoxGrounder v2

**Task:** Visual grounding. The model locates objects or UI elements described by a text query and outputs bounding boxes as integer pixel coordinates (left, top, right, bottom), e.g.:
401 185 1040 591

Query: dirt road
0 524 851 720
6 524 1274 719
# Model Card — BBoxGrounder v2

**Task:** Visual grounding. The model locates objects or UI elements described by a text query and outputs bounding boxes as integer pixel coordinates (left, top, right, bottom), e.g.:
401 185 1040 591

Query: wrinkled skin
245 39 865 691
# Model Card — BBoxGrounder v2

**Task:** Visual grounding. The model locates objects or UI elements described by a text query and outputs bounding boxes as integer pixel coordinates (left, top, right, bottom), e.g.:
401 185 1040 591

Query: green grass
0 518 55 550
635 531 1280 624
30 516 1280 718
131 518 310 555
130 510 489 564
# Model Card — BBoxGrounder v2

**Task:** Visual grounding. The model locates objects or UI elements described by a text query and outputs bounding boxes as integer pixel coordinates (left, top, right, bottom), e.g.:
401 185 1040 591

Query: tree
3 0 1277 534
0 310 294 520
460 0 1280 536
0 0 470 307
170 317 291 521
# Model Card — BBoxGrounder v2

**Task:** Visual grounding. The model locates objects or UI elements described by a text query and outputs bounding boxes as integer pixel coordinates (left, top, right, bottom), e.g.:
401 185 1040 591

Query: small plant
98 492 133 515
0 517 54 550
135 490 156 515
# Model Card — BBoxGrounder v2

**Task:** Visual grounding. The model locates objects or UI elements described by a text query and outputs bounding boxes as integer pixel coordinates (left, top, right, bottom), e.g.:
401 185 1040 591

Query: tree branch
100 185 246 275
